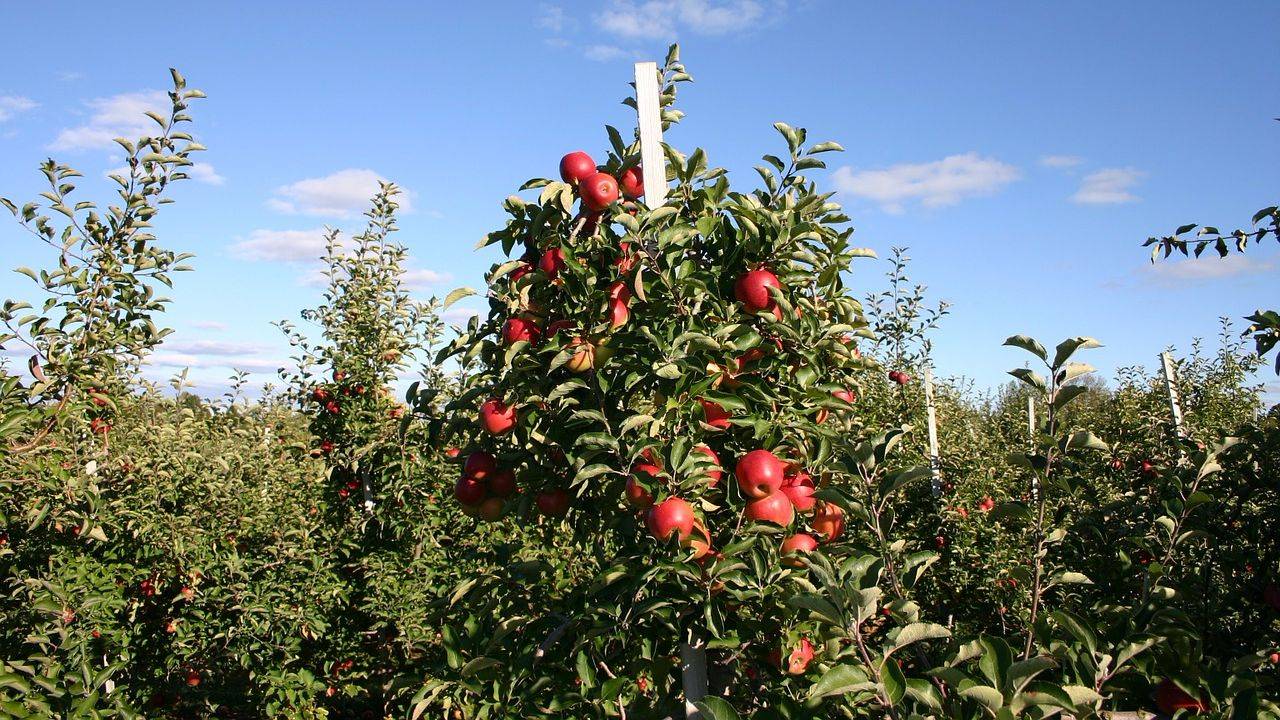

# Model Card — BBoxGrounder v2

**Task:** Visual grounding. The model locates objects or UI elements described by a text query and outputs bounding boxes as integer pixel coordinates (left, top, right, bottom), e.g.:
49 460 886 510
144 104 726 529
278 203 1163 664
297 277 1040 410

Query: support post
1027 396 1039 501
1160 352 1185 440
636 59 700 718
923 367 942 498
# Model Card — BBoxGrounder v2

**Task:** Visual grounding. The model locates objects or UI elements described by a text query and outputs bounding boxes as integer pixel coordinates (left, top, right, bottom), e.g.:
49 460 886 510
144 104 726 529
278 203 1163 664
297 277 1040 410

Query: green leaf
890 622 951 655
880 657 906 706
1051 336 1102 368
443 287 476 310
807 664 872 699
1003 335 1048 363
960 684 1005 714
694 697 742 720
1008 368 1047 393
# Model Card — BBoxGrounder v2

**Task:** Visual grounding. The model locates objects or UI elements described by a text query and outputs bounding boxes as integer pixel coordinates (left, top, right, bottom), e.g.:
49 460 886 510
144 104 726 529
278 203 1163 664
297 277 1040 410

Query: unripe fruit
462 452 496 481
580 172 620 212
647 497 695 542
564 338 595 373
539 247 567 280
488 468 517 498
745 492 794 526
502 317 541 345
559 151 596 185
536 488 570 517
620 165 644 199
735 449 786 498
478 497 505 521
780 533 818 567
454 476 487 506
700 398 731 429
479 398 517 435
781 472 817 513
734 268 782 317
812 501 845 543
694 445 723 487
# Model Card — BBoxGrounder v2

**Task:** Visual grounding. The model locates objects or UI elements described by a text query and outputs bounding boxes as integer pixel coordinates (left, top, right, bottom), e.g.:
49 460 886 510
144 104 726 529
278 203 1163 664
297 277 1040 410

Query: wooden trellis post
923 367 942 497
635 60 704 719
1027 396 1039 501
1160 352 1185 440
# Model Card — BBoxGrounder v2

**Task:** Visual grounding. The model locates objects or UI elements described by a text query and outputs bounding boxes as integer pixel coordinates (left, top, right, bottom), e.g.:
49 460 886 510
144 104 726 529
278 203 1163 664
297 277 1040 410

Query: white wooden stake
923 368 942 498
1160 352 1185 440
636 59 701 718
1027 396 1039 501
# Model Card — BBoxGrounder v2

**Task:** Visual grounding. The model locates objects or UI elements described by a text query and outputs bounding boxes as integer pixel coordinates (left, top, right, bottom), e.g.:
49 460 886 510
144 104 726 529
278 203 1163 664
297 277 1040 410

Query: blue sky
1 1 1277 398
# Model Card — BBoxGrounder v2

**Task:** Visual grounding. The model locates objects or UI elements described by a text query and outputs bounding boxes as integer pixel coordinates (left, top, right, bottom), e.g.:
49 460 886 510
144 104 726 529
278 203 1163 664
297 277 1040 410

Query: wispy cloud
1071 167 1143 204
1141 253 1276 286
49 90 168 151
231 228 333 262
0 95 37 122
191 321 228 331
1040 154 1083 169
832 152 1020 214
165 340 272 357
584 44 631 62
537 3 574 32
148 351 284 374
267 168 411 218
443 307 482 324
57 71 84 82
596 0 771 39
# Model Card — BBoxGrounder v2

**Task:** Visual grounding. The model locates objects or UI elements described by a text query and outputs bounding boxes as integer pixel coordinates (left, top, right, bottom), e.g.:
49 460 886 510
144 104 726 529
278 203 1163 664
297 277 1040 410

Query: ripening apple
454 476 487 506
462 452 497 480
502 317 541 346
681 521 713 559
580 172 620 212
479 398 517 435
977 496 995 513
564 338 596 373
734 268 783 318
735 449 786 498
647 497 695 542
812 501 845 543
488 468 517 498
1154 679 1207 715
539 247 567 280
781 472 817 513
780 533 818 567
608 298 630 329
559 151 597 185
478 497 505 521
186 670 201 687
786 638 815 675
744 492 794 526
694 445 723 487
536 488 570 517
699 398 732 429
627 461 660 509
620 165 644 199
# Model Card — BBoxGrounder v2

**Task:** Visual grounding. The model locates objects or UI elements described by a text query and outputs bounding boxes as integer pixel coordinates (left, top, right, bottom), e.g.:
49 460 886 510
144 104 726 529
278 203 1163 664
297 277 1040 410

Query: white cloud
267 168 411 218
49 90 168 151
0 95 37 122
584 44 630 62
538 3 574 32
1071 167 1143 205
1142 253 1276 286
1040 155 1083 169
443 307 482 324
165 339 272 356
231 228 333 262
148 351 284 374
191 321 228 331
403 268 450 289
596 0 770 39
187 162 225 185
832 152 1020 213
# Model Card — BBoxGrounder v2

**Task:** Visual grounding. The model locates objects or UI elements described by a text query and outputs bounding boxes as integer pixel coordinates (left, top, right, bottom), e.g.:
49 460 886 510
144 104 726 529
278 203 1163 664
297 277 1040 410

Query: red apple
812 502 845 543
647 497 695 542
1155 679 1207 715
479 398 516 435
539 247 567 280
699 399 732 429
608 298 630 329
502 317 541 345
547 320 576 340
559 151 596 185
1140 460 1156 476
580 172 620 212
620 165 644 199
1269 652 1279 665
694 445 723 487
185 670 201 687
478 497 505 521
745 492 794 526
780 533 818 567
445 447 461 459
781 472 817 513
536 488 570 517
735 449 786 498
734 268 782 317
682 521 713 559
977 496 995 513
488 468 517 498
509 260 534 283
462 452 496 481
786 638 815 675
1110 458 1124 471
627 460 661 509
454 476 487 506
833 389 855 405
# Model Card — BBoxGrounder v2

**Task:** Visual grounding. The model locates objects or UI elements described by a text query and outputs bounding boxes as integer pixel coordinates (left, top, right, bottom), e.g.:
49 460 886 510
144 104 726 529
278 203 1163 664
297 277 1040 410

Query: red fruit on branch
509 261 534 283
647 497 695 542
608 297 630 329
889 370 910 385
580 172 620 212
311 388 330 403
1269 652 1280 665
454 477 487 506
735 449 786 498
539 247 567 280
462 452 496 481
734 268 782 317
559 151 597 185
977 496 995 513
478 497 505 521
627 461 661 509
488 468 517 498
502 317 541 345
1140 460 1156 476
832 388 856 405
812 501 845 543
699 398 732 429
694 445 723 487
445 447 461 459
1110 458 1124 471
780 533 818 567
781 472 817 513
744 492 794 526
786 638 815 675
536 488 570 517
1154 679 1207 715
682 521 713 559
620 165 644 199
479 398 517 435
